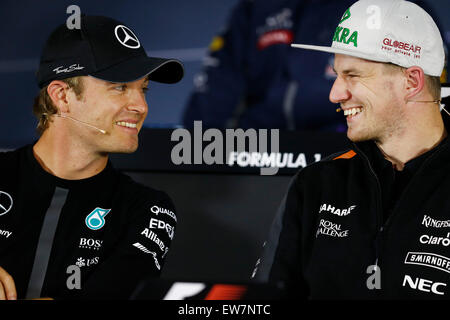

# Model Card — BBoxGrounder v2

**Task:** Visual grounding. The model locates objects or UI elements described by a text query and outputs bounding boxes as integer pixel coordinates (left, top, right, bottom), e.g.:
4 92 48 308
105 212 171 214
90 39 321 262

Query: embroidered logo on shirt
405 252 450 274
0 191 13 216
85 207 111 230
75 256 99 268
133 242 161 270
422 215 450 228
151 205 177 222
319 203 357 216
316 219 349 238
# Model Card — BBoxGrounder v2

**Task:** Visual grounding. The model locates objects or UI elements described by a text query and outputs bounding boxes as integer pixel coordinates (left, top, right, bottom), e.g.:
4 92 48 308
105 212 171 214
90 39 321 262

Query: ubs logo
0 191 13 216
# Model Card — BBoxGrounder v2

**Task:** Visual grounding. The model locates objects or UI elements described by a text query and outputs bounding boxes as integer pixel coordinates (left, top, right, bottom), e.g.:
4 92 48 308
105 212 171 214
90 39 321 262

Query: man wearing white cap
253 0 450 299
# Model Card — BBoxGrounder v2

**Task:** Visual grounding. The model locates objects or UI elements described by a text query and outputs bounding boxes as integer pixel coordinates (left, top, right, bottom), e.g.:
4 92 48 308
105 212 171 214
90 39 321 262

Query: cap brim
291 43 389 64
90 55 184 84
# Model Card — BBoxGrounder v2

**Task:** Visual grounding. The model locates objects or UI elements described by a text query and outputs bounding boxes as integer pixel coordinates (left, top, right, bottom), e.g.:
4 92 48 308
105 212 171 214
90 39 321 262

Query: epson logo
149 218 174 240
402 275 446 296
79 238 103 250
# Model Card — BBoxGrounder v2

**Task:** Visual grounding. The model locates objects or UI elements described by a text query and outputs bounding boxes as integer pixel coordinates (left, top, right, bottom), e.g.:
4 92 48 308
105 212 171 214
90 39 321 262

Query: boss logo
79 238 103 250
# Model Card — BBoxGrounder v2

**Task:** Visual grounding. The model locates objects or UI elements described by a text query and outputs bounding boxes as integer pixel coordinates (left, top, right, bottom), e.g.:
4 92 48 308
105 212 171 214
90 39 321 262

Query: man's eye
115 85 126 91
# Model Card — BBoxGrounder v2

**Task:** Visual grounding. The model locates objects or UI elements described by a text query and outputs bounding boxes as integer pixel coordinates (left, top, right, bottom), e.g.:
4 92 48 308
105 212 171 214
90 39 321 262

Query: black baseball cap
36 15 184 88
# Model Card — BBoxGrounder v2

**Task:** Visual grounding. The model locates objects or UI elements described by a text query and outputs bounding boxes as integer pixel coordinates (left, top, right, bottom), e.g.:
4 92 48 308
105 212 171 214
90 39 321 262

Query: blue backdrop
0 0 449 147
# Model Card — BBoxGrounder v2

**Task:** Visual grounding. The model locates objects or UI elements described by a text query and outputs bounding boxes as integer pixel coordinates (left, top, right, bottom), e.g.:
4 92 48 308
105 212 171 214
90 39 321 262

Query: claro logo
402 275 446 295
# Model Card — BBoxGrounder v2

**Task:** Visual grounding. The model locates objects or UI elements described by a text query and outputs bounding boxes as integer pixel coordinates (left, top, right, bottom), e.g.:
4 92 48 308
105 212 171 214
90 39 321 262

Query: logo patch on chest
316 219 349 238
85 207 111 230
319 203 357 216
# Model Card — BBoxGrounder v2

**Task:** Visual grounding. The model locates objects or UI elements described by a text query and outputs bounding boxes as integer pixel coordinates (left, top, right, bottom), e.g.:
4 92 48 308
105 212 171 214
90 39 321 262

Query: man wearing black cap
0 15 184 300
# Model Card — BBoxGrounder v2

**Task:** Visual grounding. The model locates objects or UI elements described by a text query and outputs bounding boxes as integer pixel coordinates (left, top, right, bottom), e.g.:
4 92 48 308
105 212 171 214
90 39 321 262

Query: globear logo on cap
114 25 140 49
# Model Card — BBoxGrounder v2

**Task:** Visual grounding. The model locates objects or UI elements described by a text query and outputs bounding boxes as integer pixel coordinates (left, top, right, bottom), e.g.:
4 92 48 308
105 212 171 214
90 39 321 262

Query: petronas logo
339 8 351 24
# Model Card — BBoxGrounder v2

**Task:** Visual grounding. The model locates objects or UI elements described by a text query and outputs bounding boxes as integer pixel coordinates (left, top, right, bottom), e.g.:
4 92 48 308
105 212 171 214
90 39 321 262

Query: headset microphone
442 105 450 117
56 114 108 134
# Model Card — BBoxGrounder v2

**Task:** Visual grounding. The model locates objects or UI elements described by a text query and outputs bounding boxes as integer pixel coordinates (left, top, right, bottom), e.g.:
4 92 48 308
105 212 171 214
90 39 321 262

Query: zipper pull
374 226 384 266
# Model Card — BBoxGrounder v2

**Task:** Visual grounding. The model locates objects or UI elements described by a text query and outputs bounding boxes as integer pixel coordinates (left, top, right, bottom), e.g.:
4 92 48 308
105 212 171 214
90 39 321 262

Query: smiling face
330 54 407 143
66 76 149 154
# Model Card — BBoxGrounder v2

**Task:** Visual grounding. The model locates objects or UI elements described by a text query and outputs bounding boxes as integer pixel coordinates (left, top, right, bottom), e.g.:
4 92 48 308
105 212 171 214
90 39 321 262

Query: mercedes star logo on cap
0 191 13 216
114 25 141 49
36 15 184 87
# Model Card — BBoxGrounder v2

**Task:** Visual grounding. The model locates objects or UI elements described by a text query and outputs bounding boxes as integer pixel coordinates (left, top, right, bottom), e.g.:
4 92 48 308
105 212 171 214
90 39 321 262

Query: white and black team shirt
0 144 177 299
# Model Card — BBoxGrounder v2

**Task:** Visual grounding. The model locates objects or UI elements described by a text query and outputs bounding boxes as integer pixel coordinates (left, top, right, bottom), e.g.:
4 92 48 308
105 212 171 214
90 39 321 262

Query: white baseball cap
291 0 444 77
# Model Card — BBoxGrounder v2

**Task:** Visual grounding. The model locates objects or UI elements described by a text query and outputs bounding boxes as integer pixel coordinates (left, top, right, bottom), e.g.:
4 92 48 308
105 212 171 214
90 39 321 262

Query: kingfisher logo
85 207 111 230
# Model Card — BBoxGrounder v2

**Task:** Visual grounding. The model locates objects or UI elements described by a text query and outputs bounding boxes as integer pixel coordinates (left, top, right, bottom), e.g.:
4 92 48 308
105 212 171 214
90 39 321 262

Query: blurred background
1 0 450 288
2 0 450 146
1 0 238 146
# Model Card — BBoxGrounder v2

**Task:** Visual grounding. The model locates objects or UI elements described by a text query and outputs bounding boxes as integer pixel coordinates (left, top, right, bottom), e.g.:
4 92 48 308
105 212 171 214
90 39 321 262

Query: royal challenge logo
85 207 111 230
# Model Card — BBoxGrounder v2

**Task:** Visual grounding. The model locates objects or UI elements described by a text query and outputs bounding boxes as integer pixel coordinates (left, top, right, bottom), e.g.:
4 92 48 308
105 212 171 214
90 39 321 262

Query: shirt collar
355 135 448 177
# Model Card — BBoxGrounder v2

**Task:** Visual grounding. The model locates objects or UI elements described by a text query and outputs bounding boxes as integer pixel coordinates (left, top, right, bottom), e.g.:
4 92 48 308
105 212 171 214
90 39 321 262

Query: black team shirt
364 137 448 224
0 144 177 299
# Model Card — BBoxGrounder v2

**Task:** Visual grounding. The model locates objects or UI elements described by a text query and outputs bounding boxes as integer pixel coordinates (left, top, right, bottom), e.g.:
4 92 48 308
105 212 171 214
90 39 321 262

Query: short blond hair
33 77 84 134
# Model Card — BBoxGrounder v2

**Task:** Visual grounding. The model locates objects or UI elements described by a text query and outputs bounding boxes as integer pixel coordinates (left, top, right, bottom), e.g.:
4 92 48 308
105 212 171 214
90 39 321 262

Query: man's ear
47 80 70 113
404 66 425 101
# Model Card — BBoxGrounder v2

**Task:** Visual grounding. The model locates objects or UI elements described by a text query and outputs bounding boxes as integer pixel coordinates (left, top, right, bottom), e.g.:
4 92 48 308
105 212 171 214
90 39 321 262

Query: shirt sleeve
251 173 309 299
65 189 178 300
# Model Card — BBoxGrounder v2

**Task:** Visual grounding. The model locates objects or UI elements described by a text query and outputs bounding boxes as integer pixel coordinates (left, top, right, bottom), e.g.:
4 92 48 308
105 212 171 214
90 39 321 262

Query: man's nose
127 90 148 114
329 77 351 104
